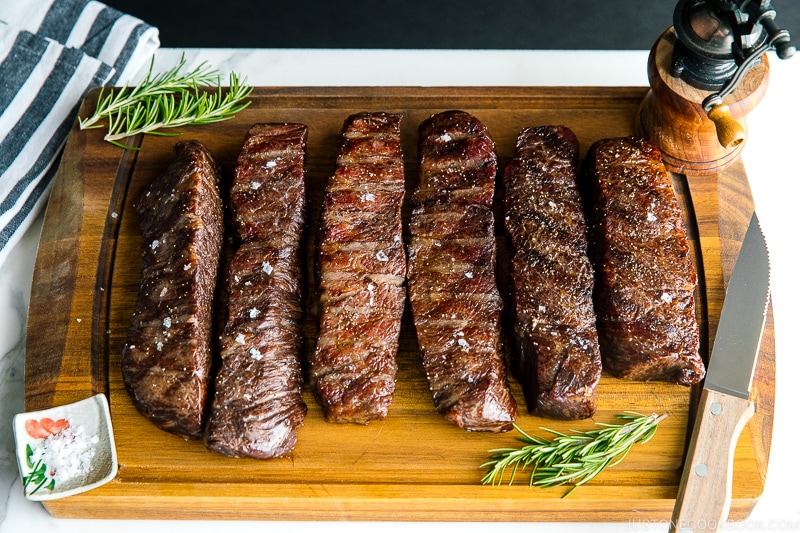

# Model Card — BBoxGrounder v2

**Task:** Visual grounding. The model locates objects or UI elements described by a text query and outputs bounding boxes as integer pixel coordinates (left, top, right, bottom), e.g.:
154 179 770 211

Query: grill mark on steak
502 126 601 420
310 112 406 424
122 140 223 439
408 110 516 432
580 136 705 386
204 123 309 458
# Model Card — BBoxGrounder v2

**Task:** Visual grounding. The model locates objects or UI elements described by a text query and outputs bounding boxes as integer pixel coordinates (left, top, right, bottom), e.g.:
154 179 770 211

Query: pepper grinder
636 0 794 174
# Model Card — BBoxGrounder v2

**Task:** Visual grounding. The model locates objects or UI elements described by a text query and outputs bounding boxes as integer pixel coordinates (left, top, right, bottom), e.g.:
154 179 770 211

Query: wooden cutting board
24 86 775 521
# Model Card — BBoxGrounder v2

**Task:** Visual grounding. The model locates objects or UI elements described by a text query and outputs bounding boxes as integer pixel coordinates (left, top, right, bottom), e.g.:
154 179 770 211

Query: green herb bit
78 53 219 131
78 54 253 148
481 411 667 498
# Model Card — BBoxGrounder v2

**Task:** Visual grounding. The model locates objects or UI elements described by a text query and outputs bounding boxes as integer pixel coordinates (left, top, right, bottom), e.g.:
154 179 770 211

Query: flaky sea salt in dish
13 394 117 500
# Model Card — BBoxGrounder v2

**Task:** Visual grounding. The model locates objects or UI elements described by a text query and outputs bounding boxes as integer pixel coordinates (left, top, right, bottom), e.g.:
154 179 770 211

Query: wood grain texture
24 86 775 521
636 29 769 175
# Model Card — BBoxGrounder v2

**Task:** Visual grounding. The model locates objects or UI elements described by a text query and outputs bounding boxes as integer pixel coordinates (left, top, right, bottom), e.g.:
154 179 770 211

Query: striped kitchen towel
0 0 159 267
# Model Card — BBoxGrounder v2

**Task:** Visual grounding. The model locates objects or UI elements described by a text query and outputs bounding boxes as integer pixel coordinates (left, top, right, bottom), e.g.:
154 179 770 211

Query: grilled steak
122 140 223 439
581 136 705 385
408 110 516 432
503 126 601 419
310 112 406 424
204 124 308 458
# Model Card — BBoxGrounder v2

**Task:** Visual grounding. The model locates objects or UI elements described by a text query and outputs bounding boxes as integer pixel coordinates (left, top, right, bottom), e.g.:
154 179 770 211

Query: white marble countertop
1 48 799 533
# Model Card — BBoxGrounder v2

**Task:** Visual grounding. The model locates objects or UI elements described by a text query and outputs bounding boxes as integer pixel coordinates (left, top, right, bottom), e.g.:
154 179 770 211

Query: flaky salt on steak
204 124 308 458
580 136 705 385
503 126 602 419
122 140 223 439
408 110 516 432
310 112 406 424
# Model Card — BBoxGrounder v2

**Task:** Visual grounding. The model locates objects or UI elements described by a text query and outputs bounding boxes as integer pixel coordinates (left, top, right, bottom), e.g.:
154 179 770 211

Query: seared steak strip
311 112 406 424
580 136 705 386
408 110 516 432
503 126 601 419
204 124 309 459
122 140 223 439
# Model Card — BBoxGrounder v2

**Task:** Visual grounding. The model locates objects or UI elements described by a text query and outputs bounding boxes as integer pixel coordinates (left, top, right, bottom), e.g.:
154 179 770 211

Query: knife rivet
695 464 708 477
710 402 723 415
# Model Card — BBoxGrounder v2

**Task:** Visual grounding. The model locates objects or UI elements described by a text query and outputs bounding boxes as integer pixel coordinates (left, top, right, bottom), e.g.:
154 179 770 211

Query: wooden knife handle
669 388 755 532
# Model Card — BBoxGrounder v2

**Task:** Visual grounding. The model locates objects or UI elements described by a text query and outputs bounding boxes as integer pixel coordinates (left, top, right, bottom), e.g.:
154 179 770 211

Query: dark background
106 0 799 51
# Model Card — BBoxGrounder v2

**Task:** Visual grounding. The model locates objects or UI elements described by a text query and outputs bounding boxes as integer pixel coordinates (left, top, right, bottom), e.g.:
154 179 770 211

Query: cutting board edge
39 480 762 522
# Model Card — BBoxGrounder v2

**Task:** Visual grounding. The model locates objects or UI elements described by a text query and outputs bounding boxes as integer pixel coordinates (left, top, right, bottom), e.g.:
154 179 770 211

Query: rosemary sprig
78 54 252 148
481 411 667 497
78 54 220 131
103 73 252 143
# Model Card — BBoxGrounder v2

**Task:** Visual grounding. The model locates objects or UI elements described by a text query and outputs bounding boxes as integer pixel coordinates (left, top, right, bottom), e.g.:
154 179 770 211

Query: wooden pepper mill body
636 28 770 175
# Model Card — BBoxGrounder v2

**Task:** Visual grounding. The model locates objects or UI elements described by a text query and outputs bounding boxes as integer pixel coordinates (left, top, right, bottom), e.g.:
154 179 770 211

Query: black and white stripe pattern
0 0 159 266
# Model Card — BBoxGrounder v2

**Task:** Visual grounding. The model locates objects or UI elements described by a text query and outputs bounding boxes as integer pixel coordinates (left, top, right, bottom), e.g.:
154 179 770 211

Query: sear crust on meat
503 126 602 420
204 124 309 458
580 136 705 386
122 140 224 439
311 112 406 424
408 110 517 432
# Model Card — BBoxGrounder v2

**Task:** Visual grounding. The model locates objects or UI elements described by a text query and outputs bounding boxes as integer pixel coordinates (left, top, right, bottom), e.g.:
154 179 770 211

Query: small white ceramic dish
13 393 118 501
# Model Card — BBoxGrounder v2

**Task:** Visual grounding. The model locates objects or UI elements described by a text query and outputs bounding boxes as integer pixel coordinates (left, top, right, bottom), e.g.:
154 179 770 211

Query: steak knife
669 212 771 532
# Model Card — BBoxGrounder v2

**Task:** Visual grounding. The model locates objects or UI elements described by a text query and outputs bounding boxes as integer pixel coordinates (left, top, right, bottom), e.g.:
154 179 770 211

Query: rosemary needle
78 54 252 148
481 411 667 498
